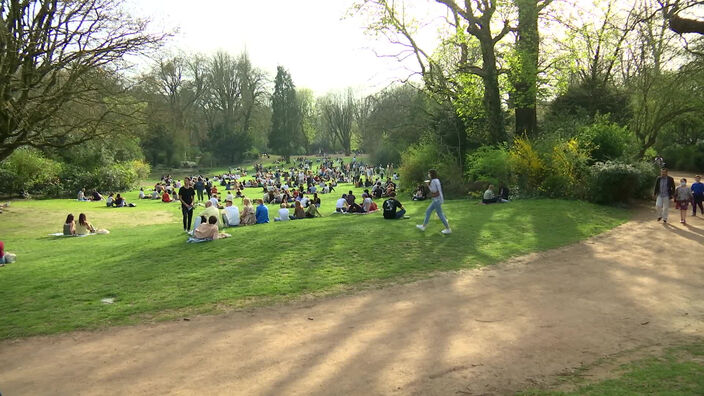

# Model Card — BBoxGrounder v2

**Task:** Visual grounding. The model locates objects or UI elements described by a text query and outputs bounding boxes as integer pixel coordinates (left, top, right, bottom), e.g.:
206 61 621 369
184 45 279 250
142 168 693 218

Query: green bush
399 139 466 198
579 116 635 162
588 161 648 204
659 143 704 172
465 145 510 187
370 136 401 167
0 148 62 196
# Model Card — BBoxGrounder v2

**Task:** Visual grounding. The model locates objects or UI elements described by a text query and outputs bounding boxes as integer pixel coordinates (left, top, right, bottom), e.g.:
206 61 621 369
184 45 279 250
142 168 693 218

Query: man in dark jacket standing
654 168 675 223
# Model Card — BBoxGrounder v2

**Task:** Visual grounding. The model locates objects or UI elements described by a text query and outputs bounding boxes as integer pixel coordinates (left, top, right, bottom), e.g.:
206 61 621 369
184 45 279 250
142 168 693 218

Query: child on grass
674 178 693 224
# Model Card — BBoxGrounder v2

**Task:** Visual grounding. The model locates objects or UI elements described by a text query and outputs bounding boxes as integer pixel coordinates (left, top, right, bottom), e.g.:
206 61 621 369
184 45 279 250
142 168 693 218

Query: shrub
465 145 510 187
541 138 590 199
579 116 635 162
509 137 545 195
399 139 466 198
0 148 62 195
588 161 648 204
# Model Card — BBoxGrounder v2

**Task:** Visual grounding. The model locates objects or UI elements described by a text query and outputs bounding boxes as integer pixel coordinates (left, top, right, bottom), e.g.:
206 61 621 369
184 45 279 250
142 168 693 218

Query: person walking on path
691 175 704 216
653 168 675 223
674 178 693 224
179 178 196 232
416 169 452 234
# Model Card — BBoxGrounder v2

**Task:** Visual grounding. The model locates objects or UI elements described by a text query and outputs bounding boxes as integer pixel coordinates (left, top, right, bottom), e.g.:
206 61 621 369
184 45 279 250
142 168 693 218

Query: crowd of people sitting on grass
172 157 409 242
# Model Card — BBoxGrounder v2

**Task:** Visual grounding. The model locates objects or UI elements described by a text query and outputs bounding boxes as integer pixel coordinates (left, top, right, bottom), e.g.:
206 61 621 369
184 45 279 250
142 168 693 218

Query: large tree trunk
479 34 507 144
514 0 539 137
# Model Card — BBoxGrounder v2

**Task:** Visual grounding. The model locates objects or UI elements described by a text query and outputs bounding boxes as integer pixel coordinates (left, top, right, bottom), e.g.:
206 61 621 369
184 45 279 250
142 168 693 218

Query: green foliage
659 143 704 172
465 145 511 187
549 82 630 125
399 138 466 197
369 135 401 166
509 137 546 194
541 138 591 199
269 66 303 161
0 149 62 195
579 115 635 162
587 161 657 204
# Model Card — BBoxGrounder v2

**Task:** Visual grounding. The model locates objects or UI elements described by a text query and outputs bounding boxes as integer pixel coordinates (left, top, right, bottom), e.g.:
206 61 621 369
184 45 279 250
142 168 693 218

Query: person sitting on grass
139 188 146 199
75 213 96 235
240 198 256 226
77 188 89 201
106 193 114 207
194 201 223 230
90 190 103 201
63 214 76 236
222 199 240 227
382 191 408 220
193 215 222 240
335 194 348 213
274 202 290 222
482 184 509 204
482 185 499 204
114 194 126 207
291 200 306 219
305 202 323 218
162 190 173 203
255 199 269 224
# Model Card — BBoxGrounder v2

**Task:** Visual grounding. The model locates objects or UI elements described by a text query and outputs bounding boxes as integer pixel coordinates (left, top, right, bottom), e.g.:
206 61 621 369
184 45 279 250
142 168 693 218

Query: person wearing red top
0 241 5 265
162 191 172 202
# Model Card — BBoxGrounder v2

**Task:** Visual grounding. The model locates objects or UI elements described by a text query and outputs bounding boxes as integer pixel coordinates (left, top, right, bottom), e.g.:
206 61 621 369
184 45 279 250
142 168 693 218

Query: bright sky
126 0 442 96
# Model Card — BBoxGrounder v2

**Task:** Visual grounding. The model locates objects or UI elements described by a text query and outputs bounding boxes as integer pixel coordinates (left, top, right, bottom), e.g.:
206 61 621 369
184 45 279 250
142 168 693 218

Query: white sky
126 0 443 96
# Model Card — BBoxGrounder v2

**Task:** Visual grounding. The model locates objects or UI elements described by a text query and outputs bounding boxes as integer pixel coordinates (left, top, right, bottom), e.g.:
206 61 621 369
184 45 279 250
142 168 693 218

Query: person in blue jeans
691 175 704 216
416 169 452 234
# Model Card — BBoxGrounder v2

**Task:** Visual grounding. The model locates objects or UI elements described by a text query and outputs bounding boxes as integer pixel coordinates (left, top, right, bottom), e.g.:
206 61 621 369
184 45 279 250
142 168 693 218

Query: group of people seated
63 213 108 235
77 188 103 201
482 184 510 204
105 193 133 207
334 190 379 214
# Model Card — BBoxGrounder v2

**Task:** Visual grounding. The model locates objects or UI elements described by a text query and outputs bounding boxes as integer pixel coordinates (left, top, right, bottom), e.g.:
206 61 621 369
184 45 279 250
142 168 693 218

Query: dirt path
2 204 704 395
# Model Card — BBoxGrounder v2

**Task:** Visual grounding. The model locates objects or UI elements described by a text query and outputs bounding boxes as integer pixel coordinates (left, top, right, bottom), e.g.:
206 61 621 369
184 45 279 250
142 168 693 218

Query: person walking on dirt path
691 175 704 216
416 169 452 234
653 168 675 223
179 178 196 232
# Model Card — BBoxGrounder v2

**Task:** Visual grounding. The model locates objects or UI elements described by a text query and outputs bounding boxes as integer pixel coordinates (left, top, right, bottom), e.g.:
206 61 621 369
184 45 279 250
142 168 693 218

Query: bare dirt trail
2 204 703 396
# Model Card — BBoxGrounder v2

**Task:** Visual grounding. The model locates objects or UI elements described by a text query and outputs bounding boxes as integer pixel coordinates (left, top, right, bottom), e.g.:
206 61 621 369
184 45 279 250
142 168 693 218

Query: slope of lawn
0 185 630 339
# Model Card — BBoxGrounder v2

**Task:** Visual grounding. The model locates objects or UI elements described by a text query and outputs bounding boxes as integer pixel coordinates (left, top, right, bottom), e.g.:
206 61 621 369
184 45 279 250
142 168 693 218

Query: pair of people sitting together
274 200 322 221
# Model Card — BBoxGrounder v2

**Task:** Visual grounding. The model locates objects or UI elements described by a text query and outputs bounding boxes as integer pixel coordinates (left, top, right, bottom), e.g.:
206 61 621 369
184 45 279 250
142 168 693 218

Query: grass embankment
0 187 628 339
522 342 704 395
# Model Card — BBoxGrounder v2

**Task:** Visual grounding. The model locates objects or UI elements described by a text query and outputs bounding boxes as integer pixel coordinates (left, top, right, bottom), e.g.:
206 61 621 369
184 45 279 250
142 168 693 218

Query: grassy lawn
521 341 704 395
0 185 629 339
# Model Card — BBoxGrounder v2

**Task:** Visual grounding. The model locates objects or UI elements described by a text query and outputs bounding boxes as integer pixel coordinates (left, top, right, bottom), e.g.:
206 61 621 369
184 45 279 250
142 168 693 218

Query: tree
658 0 704 35
0 0 164 162
320 90 357 156
269 66 302 162
510 0 554 137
